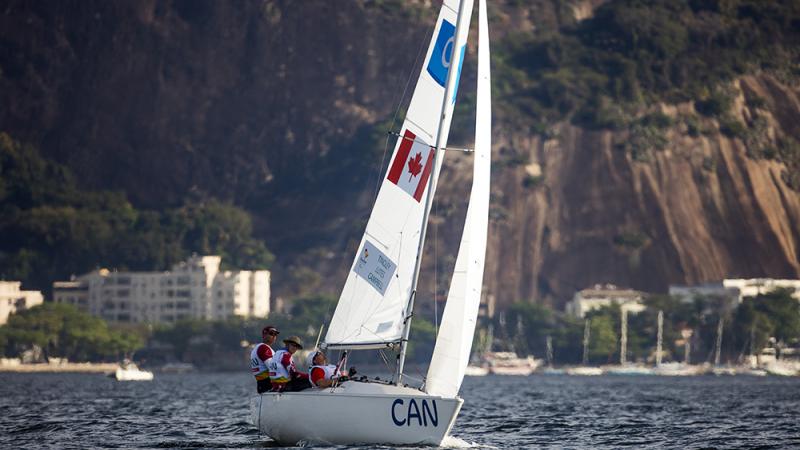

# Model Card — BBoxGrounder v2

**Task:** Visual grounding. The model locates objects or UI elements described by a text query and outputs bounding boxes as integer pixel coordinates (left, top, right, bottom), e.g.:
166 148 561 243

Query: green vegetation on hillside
0 133 273 293
0 303 142 361
495 0 800 130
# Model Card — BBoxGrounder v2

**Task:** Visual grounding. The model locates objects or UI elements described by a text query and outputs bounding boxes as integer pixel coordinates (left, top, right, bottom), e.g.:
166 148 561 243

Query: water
1 372 798 449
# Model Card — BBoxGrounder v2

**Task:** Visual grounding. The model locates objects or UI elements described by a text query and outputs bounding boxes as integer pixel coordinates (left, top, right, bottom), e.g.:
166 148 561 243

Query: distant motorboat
764 360 799 377
485 352 540 376
653 362 702 376
710 365 738 376
464 365 489 376
736 367 768 376
113 361 153 381
564 366 603 376
604 364 654 376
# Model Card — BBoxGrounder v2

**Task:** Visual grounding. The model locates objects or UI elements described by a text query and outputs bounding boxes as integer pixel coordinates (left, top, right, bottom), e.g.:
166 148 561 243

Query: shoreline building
566 284 645 318
53 255 270 324
669 279 800 305
0 281 44 325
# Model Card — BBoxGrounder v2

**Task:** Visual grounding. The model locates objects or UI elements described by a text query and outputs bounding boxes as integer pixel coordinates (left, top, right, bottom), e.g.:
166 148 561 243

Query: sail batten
324 0 473 348
425 0 491 398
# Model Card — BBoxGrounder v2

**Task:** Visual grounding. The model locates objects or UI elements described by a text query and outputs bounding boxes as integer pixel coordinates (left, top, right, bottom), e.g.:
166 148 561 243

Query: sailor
269 335 310 392
307 350 353 388
250 325 279 393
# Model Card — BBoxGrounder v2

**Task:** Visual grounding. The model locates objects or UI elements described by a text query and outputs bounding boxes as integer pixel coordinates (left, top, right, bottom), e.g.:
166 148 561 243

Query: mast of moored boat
582 318 590 365
656 310 663 367
395 0 472 385
620 307 628 365
714 317 723 367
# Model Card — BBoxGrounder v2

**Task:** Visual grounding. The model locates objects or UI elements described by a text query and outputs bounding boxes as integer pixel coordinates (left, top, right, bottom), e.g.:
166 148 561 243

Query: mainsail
325 0 474 349
425 0 491 397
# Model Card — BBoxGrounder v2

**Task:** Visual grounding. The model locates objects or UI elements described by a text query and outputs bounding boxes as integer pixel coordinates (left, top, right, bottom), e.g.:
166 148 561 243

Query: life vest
249 343 273 381
268 348 294 384
308 364 341 387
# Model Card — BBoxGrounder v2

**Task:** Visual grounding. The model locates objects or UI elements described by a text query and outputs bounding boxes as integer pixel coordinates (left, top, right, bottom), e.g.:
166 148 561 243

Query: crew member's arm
311 367 334 388
283 353 308 380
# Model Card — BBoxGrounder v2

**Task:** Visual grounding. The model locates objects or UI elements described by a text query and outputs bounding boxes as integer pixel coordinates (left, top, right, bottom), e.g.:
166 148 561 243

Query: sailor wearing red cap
250 325 279 393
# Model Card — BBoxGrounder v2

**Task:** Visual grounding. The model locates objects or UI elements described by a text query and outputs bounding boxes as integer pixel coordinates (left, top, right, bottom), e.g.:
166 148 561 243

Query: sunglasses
264 330 279 336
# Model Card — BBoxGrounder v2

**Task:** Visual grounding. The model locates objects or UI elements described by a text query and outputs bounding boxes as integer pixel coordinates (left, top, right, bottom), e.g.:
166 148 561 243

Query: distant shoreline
0 362 118 373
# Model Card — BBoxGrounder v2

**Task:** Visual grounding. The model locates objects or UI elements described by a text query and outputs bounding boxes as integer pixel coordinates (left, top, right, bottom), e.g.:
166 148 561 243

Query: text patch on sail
426 19 456 87
386 130 434 202
353 240 397 295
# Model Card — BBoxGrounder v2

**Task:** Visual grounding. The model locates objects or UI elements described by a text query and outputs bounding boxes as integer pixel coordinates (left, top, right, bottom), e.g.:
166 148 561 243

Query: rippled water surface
1 372 799 449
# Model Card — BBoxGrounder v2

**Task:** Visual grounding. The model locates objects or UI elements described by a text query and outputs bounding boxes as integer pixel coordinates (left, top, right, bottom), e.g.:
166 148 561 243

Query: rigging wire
370 20 436 204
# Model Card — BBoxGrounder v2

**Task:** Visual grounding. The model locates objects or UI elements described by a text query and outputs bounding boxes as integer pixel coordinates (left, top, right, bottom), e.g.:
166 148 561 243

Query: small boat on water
112 360 153 381
485 351 540 376
565 320 603 376
604 364 653 376
564 366 603 376
653 362 703 376
464 364 489 376
763 360 800 376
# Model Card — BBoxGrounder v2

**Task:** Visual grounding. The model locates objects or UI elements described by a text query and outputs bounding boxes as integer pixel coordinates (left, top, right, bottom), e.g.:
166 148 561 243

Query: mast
395 0 471 384
620 307 628 365
546 335 553 368
682 328 693 364
582 319 590 365
714 317 723 367
656 310 663 367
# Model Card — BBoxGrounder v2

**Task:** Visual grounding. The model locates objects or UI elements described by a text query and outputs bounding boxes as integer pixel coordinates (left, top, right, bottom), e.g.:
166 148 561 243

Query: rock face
1 1 799 308
477 75 800 307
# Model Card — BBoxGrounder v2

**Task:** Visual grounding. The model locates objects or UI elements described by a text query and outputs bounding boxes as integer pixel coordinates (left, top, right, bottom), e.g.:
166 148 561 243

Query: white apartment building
53 255 270 324
669 279 800 305
0 281 43 325
566 284 645 318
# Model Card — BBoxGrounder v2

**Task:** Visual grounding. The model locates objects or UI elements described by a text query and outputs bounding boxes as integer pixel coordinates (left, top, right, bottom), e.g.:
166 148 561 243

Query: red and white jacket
249 343 274 381
308 364 343 387
268 349 307 385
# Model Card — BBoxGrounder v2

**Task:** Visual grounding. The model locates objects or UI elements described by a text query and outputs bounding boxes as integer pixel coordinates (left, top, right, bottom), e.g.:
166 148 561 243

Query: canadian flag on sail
386 130 435 202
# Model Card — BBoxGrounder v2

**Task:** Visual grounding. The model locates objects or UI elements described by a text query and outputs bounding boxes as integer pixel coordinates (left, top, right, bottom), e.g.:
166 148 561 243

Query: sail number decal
391 398 439 427
427 19 455 87
353 240 396 295
426 18 465 102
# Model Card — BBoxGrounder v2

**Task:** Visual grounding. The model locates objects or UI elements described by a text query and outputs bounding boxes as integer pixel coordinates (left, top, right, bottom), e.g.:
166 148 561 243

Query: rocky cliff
2 0 799 309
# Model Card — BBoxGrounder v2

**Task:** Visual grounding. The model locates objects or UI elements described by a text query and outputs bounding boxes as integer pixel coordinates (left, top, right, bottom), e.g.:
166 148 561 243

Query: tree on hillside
1 303 143 361
585 309 618 363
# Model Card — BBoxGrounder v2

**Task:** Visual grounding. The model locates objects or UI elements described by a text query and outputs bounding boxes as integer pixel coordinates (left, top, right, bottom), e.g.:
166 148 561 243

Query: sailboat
253 0 490 445
565 318 603 376
605 307 652 375
465 325 491 376
111 359 153 381
485 315 540 375
710 317 737 375
652 310 702 376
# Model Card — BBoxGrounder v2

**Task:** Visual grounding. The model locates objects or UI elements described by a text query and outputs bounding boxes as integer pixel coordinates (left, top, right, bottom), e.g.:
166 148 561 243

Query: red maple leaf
407 152 423 181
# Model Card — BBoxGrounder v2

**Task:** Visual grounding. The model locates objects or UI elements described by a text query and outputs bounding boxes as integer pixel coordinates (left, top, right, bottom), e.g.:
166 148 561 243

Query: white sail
425 0 491 398
325 0 474 348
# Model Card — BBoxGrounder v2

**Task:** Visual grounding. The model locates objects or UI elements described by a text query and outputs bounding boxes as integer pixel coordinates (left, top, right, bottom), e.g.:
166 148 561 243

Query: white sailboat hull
565 366 604 376
113 367 153 381
252 381 463 446
465 365 489 376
